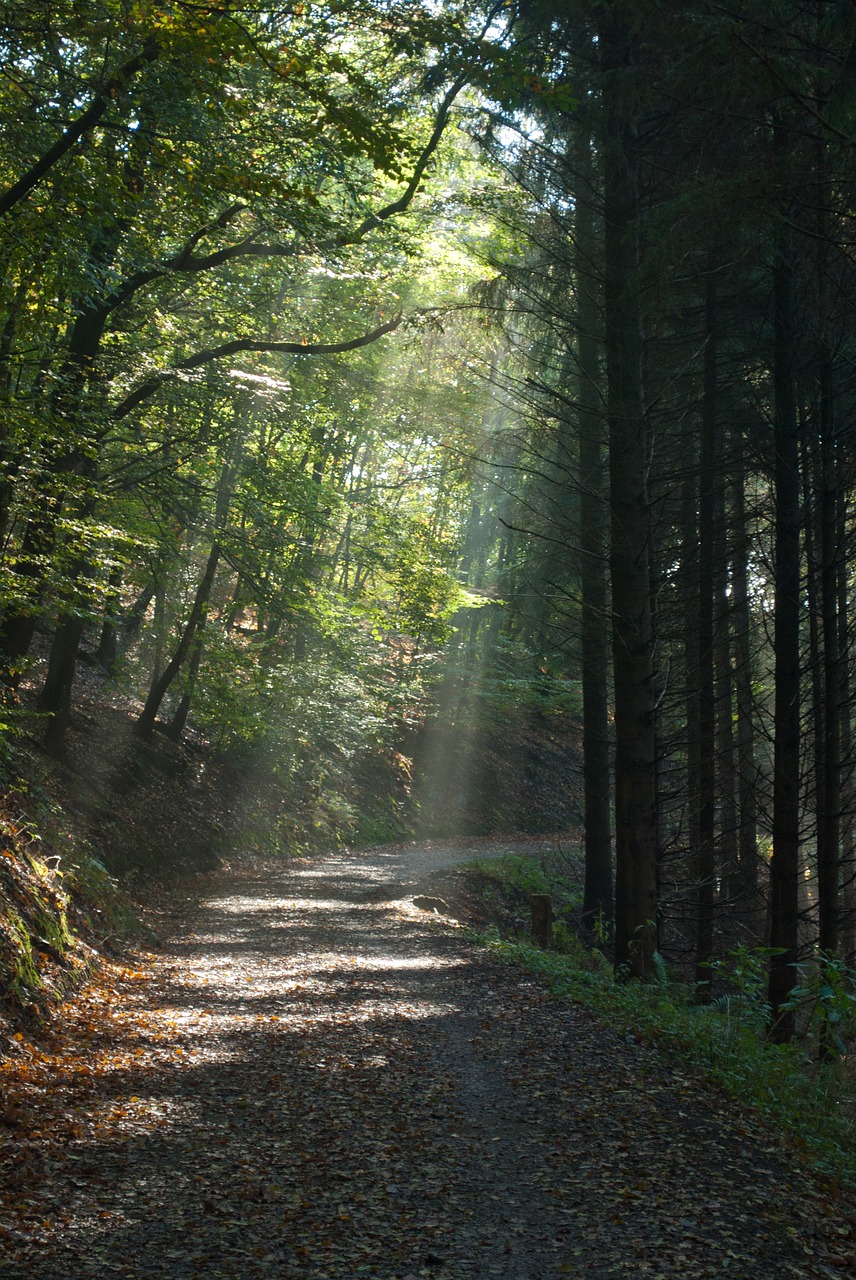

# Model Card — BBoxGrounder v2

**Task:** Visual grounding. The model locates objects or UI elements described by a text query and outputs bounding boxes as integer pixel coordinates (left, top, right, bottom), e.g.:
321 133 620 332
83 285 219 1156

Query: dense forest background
2 0 856 1046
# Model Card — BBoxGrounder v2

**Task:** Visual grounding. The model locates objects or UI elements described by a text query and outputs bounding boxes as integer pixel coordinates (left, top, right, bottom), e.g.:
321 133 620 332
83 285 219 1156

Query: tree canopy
2 0 856 1042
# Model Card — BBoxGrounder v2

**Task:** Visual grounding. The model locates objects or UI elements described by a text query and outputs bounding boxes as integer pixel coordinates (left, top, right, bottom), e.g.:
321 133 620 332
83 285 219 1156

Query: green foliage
0 803 73 1008
0 0 507 693
785 953 856 1061
0 766 145 1025
176 609 409 851
706 943 774 1030
63 847 138 942
468 851 550 895
459 637 584 721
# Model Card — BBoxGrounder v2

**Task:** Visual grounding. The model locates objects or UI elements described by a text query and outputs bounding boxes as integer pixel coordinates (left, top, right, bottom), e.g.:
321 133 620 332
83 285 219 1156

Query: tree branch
104 202 247 313
0 37 160 218
334 70 470 245
113 313 402 418
99 70 471 314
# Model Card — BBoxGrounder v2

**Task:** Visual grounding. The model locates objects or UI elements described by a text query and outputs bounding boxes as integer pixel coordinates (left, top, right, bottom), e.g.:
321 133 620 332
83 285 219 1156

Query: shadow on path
0 842 841 1280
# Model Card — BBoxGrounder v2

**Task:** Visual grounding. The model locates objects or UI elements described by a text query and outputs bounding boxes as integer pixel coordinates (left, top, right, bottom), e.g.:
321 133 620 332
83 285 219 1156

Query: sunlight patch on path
142 885 479 1066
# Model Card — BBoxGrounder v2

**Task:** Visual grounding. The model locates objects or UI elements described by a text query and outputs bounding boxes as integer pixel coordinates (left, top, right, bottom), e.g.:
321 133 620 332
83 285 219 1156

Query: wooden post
530 894 553 949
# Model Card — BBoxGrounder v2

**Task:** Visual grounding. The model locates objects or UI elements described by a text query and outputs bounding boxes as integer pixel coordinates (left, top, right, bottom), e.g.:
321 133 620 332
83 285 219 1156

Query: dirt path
0 842 848 1279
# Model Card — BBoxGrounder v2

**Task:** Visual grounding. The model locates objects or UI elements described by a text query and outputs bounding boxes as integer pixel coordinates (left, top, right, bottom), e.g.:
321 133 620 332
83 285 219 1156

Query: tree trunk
96 564 124 673
135 438 239 738
838 514 855 963
767 212 802 1041
598 8 658 977
135 540 220 739
694 266 717 987
39 616 86 757
714 468 738 906
682 468 702 962
575 125 613 929
817 286 841 957
731 454 759 907
165 628 205 743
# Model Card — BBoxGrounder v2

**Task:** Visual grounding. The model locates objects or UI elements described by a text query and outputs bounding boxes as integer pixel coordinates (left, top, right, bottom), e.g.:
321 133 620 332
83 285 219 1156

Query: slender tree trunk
151 579 166 683
804 434 827 951
135 440 239 738
714 470 738 904
290 435 330 663
694 267 717 987
682 468 702 958
135 540 221 739
575 126 613 928
36 497 99 753
806 43 842 961
598 8 657 976
40 617 86 757
166 629 205 743
731 454 759 907
768 211 802 1041
121 580 156 648
96 564 124 673
838 506 855 963
817 295 841 957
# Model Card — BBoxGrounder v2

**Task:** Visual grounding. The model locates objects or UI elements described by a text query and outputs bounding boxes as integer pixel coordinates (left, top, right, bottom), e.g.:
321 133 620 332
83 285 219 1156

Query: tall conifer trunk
714 472 738 903
816 156 841 957
575 125 612 928
598 8 657 976
839 535 856 962
694 267 717 985
731 456 758 903
768 211 802 1040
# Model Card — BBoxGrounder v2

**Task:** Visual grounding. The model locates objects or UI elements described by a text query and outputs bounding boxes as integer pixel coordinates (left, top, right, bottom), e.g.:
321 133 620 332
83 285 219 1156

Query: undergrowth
0 783 136 1034
465 852 856 1190
464 851 582 915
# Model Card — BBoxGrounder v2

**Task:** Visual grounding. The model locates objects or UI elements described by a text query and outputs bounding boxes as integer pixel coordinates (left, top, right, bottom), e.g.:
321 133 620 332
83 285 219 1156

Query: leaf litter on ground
0 840 853 1280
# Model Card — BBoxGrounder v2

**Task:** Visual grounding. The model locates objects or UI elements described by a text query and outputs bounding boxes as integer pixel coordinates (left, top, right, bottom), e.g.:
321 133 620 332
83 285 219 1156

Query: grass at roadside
462 851 856 1191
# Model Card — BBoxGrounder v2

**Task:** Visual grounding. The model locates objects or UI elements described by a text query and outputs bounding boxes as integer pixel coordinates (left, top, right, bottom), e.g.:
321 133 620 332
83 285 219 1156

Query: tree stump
530 893 553 949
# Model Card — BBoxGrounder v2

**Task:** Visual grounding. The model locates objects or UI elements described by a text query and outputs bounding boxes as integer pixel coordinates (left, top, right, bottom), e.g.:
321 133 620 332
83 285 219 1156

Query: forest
1 2 856 1273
